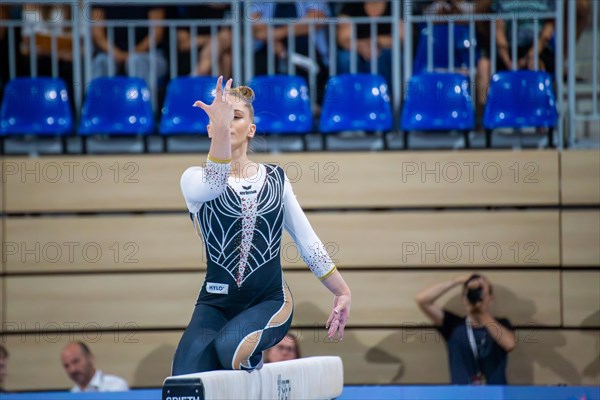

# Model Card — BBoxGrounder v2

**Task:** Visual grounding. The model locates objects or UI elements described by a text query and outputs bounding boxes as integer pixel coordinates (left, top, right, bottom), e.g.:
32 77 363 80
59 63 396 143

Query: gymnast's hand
193 75 234 130
326 292 351 341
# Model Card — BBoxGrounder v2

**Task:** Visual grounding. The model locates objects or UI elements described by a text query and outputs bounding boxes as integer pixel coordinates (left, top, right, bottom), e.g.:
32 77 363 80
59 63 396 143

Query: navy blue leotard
172 158 335 374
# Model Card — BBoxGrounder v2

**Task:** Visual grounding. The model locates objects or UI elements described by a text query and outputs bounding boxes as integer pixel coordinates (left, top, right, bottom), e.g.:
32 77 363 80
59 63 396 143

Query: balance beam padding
162 356 344 400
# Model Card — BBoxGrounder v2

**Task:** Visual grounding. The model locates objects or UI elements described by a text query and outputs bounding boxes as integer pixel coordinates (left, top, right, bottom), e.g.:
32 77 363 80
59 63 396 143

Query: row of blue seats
0 72 558 148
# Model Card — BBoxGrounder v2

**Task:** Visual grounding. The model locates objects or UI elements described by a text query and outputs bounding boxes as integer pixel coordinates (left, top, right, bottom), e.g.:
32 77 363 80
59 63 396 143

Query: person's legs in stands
376 47 393 87
128 52 167 85
92 53 110 79
336 49 352 75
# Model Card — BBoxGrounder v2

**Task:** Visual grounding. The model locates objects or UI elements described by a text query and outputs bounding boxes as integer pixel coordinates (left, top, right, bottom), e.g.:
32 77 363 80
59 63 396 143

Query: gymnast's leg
214 298 293 370
172 304 228 375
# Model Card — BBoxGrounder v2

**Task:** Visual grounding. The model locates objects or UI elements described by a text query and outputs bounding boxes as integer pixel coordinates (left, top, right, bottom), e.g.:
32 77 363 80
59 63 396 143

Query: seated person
250 1 331 104
61 342 129 392
91 4 167 85
336 1 404 88
263 333 301 363
175 4 231 77
493 0 556 73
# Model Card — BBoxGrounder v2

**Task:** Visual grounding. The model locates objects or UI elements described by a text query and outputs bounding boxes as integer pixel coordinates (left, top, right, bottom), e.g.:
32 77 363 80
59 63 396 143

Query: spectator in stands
0 345 8 392
493 0 556 73
472 0 493 114
61 341 129 392
19 3 74 64
415 274 516 385
418 0 492 114
561 0 591 81
91 3 167 85
336 1 404 89
0 4 10 92
175 4 232 77
264 333 301 363
18 3 77 99
250 1 331 104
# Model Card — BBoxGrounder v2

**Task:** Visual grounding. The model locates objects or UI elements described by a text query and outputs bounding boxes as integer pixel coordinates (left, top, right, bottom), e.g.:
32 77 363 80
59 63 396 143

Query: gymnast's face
61 343 95 388
208 96 256 151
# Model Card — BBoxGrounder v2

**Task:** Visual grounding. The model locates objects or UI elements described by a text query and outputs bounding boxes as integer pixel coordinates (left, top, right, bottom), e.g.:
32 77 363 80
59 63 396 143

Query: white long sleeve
180 158 231 213
283 176 336 280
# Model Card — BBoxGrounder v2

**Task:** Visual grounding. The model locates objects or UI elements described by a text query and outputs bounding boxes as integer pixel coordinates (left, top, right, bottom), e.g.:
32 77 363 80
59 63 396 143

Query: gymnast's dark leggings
172 289 293 374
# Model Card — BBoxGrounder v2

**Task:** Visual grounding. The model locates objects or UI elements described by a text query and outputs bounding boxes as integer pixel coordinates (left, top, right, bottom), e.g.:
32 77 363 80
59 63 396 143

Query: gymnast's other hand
193 75 234 130
326 293 351 340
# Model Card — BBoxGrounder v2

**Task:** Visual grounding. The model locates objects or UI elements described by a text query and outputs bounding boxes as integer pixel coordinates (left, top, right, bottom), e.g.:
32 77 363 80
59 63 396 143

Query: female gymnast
172 76 351 374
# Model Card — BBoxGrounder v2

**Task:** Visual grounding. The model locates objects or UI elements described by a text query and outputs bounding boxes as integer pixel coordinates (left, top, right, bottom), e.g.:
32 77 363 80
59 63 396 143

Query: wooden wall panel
507 330 600 385
0 277 3 332
5 271 561 330
562 271 600 327
3 151 559 212
561 211 600 266
0 331 181 391
1 156 4 277
2 155 187 212
289 270 561 327
561 150 600 205
281 211 560 268
260 151 559 209
4 215 202 273
4 273 201 330
1 329 597 391
5 210 559 273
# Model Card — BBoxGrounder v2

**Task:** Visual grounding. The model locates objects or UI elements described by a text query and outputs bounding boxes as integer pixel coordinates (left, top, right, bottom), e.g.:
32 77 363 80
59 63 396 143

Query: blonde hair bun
229 86 255 103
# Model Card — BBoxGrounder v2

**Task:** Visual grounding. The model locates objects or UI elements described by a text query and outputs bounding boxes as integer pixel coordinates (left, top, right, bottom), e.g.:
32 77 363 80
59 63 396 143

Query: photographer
415 274 516 385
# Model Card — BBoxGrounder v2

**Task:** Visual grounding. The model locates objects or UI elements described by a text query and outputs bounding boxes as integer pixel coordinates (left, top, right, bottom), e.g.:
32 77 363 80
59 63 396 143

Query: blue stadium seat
79 76 154 136
400 72 474 148
0 77 73 136
318 73 393 133
413 24 475 75
249 74 313 135
159 76 218 135
483 71 558 147
401 73 474 130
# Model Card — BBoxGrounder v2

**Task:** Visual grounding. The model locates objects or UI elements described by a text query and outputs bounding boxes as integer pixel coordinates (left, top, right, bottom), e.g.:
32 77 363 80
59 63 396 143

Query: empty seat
159 76 218 135
483 71 558 147
0 77 73 136
319 73 393 133
413 24 475 75
400 72 474 148
79 76 154 136
249 74 313 135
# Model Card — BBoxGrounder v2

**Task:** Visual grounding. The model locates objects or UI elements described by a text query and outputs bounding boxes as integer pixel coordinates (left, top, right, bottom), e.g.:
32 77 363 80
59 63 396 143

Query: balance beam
162 356 344 400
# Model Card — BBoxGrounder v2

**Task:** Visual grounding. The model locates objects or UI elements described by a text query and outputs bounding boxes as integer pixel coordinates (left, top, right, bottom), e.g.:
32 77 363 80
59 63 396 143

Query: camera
466 286 483 305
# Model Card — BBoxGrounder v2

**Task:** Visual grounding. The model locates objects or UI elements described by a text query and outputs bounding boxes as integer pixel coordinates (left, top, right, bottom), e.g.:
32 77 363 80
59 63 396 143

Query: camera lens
467 287 483 304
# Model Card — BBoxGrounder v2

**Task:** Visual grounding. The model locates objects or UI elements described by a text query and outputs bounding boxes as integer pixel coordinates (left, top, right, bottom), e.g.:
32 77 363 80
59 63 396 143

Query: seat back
318 73 392 133
250 75 313 134
159 76 218 135
483 70 558 129
79 76 154 135
401 72 474 131
0 77 73 136
413 24 474 75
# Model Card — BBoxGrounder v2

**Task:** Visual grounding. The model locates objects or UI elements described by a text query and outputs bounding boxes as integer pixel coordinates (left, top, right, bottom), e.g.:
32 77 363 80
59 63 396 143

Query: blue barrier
2 386 599 400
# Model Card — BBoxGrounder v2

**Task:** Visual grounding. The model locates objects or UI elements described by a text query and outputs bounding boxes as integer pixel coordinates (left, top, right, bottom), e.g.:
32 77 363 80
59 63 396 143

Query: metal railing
1 0 596 148
567 0 599 146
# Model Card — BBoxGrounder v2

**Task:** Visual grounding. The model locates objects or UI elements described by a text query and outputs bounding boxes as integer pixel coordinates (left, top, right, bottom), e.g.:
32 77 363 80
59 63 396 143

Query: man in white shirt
61 342 129 392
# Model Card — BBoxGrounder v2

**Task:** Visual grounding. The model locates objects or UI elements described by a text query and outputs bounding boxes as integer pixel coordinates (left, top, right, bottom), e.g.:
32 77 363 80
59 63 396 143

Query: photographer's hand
474 312 517 352
415 275 470 326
